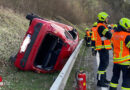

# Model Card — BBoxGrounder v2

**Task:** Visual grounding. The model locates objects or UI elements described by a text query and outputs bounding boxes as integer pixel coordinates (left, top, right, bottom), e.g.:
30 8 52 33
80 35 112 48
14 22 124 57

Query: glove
128 65 130 70
92 48 97 56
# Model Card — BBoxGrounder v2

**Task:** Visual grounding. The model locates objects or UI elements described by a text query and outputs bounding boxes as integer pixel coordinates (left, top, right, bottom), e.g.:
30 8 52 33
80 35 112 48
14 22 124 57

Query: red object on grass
76 71 87 90
13 14 79 73
0 76 2 82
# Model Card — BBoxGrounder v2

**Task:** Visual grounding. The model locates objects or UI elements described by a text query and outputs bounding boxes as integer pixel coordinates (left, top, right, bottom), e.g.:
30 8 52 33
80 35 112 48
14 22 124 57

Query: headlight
20 34 31 53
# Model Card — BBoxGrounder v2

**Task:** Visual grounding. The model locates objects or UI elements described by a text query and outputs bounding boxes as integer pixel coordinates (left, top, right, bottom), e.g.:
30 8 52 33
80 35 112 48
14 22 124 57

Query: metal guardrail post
50 39 84 90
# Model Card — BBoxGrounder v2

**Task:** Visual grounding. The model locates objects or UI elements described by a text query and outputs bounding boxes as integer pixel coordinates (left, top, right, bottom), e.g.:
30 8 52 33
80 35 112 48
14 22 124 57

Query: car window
64 31 73 40
68 29 77 40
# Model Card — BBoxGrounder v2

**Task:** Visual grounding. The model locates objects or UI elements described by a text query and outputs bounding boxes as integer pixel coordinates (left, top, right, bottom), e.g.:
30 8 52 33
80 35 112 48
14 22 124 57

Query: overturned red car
11 14 79 73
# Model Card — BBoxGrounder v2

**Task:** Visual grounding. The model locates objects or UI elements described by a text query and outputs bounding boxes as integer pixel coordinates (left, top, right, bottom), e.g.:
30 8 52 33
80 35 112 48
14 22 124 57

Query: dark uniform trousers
97 49 109 82
110 64 130 90
98 49 109 71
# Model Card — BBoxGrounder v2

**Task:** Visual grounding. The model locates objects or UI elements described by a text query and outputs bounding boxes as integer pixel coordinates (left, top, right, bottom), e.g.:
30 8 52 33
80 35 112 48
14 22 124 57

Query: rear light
20 34 31 53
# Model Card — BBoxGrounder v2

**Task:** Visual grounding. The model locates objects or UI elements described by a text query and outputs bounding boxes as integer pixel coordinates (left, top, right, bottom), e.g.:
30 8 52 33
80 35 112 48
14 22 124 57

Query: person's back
110 18 130 90
111 31 130 63
91 22 97 42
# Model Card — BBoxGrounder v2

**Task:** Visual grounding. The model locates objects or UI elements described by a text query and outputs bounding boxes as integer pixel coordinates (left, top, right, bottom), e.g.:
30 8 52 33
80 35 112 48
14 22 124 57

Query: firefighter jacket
95 23 112 50
111 31 130 65
91 27 97 41
86 30 91 38
91 27 97 49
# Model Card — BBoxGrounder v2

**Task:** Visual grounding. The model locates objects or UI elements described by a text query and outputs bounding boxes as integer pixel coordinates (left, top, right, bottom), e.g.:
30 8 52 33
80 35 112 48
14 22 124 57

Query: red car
11 14 79 73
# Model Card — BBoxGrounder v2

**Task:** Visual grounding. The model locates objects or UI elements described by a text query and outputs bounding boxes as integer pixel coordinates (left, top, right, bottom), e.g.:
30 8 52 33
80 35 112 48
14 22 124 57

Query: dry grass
0 7 28 60
0 0 130 24
0 0 86 24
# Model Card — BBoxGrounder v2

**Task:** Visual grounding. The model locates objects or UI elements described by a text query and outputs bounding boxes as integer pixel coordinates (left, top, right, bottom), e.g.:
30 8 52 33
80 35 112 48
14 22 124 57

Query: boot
104 79 110 84
104 72 110 84
109 87 117 90
97 80 109 87
97 73 109 87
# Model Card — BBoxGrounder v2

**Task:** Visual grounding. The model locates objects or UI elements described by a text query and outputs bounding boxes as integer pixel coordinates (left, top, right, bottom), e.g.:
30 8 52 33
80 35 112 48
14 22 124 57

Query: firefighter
108 24 113 30
109 18 130 90
84 28 91 46
91 22 98 56
95 12 112 87
108 24 117 34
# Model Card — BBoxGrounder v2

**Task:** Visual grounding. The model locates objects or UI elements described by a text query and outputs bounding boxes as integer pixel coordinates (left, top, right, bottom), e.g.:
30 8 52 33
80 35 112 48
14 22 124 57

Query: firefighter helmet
97 12 109 22
93 22 97 27
119 18 130 30
113 24 117 28
85 28 89 30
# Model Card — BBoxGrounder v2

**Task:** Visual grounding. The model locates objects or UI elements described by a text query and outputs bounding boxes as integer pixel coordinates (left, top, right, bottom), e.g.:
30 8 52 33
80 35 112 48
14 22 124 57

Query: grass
0 8 86 90
64 41 87 90
0 8 28 60
2 68 59 90
0 8 60 90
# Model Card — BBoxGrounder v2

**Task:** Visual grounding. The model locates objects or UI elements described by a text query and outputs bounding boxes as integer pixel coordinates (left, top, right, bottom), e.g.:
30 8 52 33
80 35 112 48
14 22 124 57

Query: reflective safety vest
91 27 97 41
86 30 91 37
111 31 130 65
95 23 112 50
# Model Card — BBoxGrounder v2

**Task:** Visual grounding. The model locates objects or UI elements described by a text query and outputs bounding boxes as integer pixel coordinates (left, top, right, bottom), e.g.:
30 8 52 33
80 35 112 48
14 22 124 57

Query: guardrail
50 39 84 90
